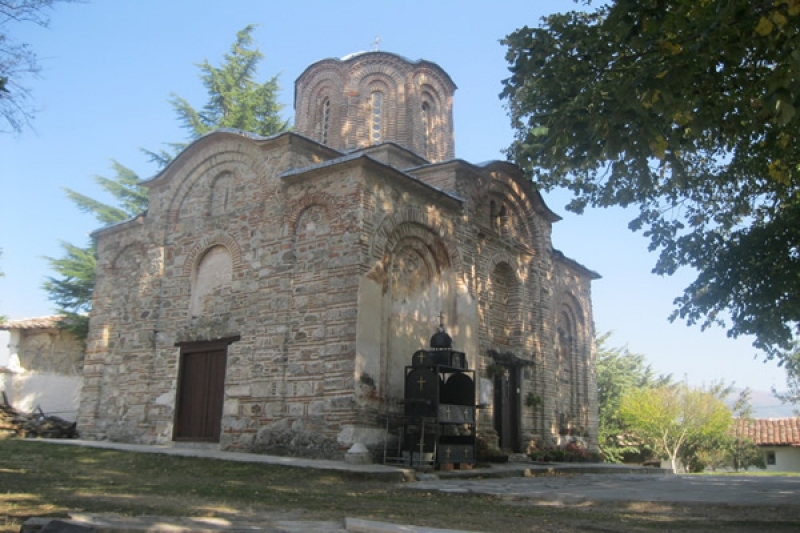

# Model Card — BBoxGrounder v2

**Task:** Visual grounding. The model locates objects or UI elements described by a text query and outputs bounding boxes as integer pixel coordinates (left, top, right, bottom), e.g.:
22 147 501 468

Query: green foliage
168 24 288 146
0 1 75 133
525 391 542 408
595 332 670 463
678 386 763 472
619 383 734 472
690 433 766 473
773 342 800 412
501 0 800 361
45 26 287 340
63 161 149 226
43 241 96 339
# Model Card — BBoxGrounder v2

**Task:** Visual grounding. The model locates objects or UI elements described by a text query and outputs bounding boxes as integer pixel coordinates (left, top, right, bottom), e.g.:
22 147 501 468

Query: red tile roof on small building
734 418 800 447
0 315 67 331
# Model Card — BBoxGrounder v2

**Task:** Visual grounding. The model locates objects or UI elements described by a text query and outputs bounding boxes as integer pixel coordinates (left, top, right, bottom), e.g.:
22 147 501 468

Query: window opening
421 102 430 156
320 97 330 144
371 91 383 144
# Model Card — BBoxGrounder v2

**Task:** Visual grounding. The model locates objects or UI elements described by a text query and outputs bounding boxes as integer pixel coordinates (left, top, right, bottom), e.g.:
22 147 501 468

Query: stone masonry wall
79 127 599 458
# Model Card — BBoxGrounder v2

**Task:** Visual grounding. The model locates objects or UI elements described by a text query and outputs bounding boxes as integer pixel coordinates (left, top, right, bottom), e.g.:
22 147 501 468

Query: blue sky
0 0 791 408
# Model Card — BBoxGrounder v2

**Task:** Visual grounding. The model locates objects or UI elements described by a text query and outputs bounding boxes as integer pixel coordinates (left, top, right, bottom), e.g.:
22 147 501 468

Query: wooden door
494 365 520 452
174 348 227 442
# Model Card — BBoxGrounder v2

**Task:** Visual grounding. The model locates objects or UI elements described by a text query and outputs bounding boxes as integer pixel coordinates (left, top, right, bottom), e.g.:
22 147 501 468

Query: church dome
293 51 456 162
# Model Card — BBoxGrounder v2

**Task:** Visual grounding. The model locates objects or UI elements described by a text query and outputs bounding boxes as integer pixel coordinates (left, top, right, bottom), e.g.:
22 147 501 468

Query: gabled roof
140 129 343 189
552 249 602 280
0 315 66 331
734 418 800 446
406 158 563 224
279 152 464 207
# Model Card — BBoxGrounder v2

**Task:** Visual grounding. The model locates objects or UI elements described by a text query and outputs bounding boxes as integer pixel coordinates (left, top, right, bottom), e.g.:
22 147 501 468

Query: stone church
77 51 599 458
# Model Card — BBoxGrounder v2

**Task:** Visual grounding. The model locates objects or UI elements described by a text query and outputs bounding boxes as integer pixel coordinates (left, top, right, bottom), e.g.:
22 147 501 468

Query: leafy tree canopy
620 383 733 472
44 25 288 339
148 24 288 165
501 0 800 361
1 0 75 133
595 332 670 462
773 342 800 411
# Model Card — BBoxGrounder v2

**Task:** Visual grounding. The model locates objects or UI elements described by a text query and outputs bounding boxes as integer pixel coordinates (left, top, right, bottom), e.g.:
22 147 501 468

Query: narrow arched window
370 91 383 144
211 172 233 216
320 97 331 145
421 102 431 157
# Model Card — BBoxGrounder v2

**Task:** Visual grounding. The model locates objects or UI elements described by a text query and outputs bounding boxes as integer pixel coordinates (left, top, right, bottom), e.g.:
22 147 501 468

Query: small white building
735 417 800 473
0 316 84 421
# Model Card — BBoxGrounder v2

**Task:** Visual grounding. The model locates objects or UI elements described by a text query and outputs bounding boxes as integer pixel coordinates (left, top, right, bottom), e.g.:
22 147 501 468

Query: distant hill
744 388 796 418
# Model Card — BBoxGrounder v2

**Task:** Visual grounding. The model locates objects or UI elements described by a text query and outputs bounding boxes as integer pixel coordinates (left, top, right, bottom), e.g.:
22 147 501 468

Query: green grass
2 439 799 533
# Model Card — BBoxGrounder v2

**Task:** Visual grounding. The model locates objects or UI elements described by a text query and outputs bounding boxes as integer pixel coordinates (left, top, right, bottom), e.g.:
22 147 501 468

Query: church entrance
493 363 520 452
173 340 232 442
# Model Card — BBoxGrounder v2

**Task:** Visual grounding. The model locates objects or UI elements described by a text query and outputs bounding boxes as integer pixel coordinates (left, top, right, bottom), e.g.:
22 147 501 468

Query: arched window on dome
320 97 331 145
370 91 384 144
421 101 431 157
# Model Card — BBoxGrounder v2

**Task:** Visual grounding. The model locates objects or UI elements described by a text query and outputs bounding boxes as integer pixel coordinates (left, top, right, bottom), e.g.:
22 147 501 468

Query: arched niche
382 224 455 400
190 245 233 318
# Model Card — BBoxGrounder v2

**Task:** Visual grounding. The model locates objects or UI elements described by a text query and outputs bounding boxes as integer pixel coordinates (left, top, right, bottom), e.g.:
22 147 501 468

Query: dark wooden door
494 365 520 452
174 349 227 442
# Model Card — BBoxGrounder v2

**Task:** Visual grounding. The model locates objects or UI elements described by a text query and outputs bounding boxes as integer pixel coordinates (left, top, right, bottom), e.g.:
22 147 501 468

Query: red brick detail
182 233 243 277
166 147 259 227
287 193 338 234
373 211 461 274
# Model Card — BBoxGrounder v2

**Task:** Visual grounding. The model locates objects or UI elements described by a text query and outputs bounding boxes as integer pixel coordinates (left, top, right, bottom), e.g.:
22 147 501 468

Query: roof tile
0 316 67 331
734 418 800 446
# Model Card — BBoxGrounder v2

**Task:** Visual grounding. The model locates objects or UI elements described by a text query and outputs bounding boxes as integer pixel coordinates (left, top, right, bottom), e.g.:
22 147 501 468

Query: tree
146 24 288 165
619 383 733 472
44 26 289 338
43 162 147 339
595 332 670 462
501 0 800 362
773 342 800 412
1 0 74 133
678 384 754 472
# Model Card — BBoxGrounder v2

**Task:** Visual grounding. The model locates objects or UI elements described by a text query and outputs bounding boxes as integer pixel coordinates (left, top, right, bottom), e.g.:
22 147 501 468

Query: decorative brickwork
78 52 599 458
295 52 455 161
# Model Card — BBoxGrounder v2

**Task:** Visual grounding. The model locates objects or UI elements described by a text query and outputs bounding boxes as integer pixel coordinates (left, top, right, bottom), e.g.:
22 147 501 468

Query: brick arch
371 207 461 274
555 292 589 432
557 292 585 329
487 252 523 281
476 172 546 253
296 68 345 144
302 67 344 103
417 83 446 160
385 223 451 273
182 233 243 277
165 144 260 228
107 242 147 274
287 193 337 236
354 57 410 86
485 254 525 346
411 64 456 90
358 71 402 146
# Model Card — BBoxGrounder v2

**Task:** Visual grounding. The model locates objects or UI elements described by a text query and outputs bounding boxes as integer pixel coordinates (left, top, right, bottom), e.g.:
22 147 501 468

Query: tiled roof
0 315 66 331
734 418 800 446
